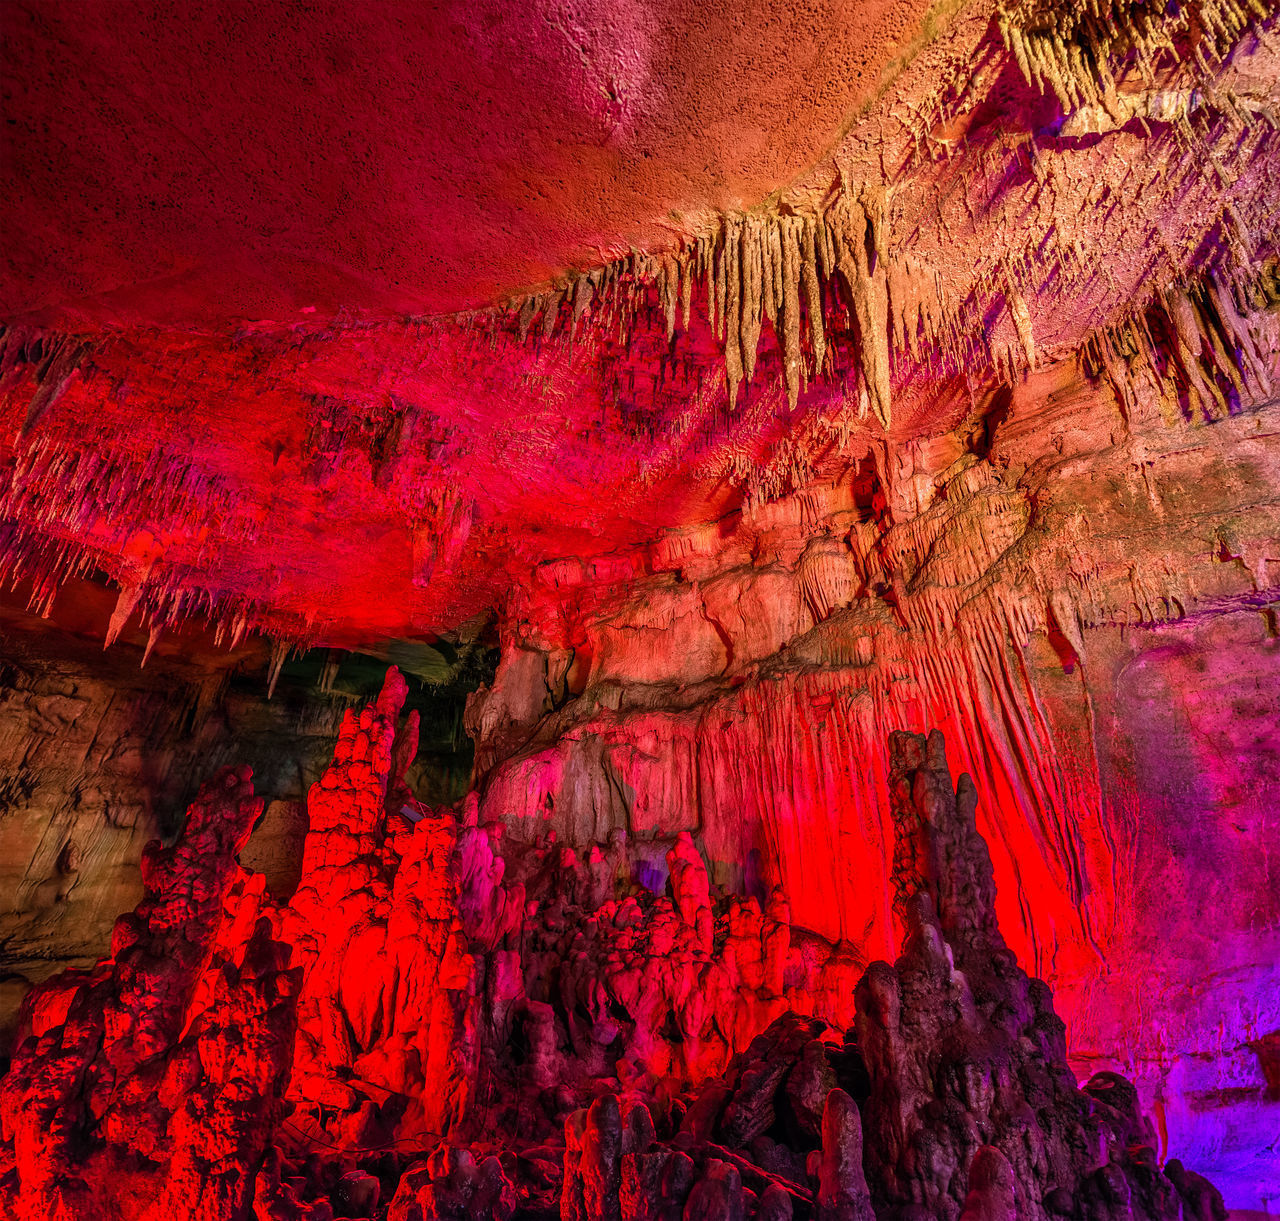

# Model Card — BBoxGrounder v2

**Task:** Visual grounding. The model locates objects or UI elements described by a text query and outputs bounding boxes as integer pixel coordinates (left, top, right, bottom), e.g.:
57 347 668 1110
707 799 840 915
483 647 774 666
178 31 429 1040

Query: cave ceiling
1 0 1278 651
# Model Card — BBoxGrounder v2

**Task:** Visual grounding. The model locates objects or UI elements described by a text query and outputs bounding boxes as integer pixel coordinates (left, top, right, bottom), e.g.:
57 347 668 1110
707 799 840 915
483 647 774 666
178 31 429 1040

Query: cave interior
1 1 1279 1218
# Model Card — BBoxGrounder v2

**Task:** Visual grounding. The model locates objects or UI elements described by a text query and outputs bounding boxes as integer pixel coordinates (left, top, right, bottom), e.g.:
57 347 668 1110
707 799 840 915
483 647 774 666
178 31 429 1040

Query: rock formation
0 766 299 1221
0 597 484 1051
0 675 1235 1219
467 353 1280 1207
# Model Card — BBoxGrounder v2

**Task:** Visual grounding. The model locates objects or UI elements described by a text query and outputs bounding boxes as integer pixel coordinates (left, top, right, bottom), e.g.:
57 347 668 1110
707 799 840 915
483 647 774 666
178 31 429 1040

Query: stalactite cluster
998 0 1268 111
492 188 1277 475
492 7 1278 454
499 189 925 426
2 4 1278 654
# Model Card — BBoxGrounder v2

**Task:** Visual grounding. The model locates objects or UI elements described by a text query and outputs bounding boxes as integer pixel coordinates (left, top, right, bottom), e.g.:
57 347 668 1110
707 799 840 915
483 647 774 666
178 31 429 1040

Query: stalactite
725 219 744 410
1008 290 1036 372
802 216 826 376
780 217 803 410
488 16 1274 446
714 230 727 344
998 0 1268 115
740 218 764 387
832 189 893 430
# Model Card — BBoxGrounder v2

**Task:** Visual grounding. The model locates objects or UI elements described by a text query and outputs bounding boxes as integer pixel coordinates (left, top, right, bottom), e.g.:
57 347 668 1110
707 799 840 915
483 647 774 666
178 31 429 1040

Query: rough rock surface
0 676 1235 1219
0 591 481 1050
2 5 1278 647
0 766 299 1221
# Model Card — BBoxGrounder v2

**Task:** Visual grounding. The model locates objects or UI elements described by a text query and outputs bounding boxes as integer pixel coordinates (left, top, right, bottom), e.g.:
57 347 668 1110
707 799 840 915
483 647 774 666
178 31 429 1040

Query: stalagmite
957 1148 1017 1221
2 707 1235 1218
815 1090 874 1221
0 767 298 1221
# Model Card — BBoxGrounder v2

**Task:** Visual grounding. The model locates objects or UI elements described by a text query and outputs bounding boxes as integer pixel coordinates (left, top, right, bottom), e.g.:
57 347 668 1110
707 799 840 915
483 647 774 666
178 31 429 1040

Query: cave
1 1 1278 1218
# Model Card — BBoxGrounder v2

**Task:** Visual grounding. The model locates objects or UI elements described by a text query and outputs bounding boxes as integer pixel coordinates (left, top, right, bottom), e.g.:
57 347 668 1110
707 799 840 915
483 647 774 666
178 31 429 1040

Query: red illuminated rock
281 668 479 1146
856 730 1231 1220
2 0 1277 655
0 685 1234 1220
0 766 299 1221
469 343 1280 1208
2 0 1279 1215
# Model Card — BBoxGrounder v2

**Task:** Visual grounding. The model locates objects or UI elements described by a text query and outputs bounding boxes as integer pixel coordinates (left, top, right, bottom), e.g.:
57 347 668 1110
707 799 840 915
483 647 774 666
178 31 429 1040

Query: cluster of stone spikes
0 671 1230 1219
998 0 1271 113
498 196 1277 448
501 188 894 425
484 0 1278 454
1083 264 1277 422
0 431 320 671
0 255 1274 699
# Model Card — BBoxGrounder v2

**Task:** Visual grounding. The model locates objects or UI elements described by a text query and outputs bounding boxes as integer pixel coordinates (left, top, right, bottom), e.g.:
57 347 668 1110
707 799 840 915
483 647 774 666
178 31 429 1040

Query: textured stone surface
2 0 945 326
2 5 1277 648
0 591 482 1055
470 356 1280 1207
0 766 299 1221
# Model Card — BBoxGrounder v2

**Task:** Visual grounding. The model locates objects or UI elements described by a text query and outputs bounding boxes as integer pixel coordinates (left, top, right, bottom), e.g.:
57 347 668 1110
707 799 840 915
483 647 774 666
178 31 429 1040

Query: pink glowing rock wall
0 674 1238 1219
3 6 1278 658
469 355 1280 1208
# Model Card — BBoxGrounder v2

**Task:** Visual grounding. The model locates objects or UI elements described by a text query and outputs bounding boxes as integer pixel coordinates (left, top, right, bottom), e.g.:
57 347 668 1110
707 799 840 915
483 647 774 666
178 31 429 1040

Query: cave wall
467 346 1280 1207
2 2 1278 1215
0 610 333 1044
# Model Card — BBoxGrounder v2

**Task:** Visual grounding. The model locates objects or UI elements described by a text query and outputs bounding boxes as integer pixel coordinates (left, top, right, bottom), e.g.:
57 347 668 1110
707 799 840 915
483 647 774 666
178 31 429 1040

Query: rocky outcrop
274 675 871 1157
0 597 483 1052
280 668 479 1147
863 730 1228 1219
0 766 299 1221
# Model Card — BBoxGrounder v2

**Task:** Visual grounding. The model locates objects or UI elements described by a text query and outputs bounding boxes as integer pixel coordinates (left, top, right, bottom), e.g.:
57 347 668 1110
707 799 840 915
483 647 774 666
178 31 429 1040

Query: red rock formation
0 766 299 1221
0 591 475 1051
0 673 1236 1218
281 669 478 1147
3 3 1278 651
468 349 1280 1206
2 10 1279 1209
